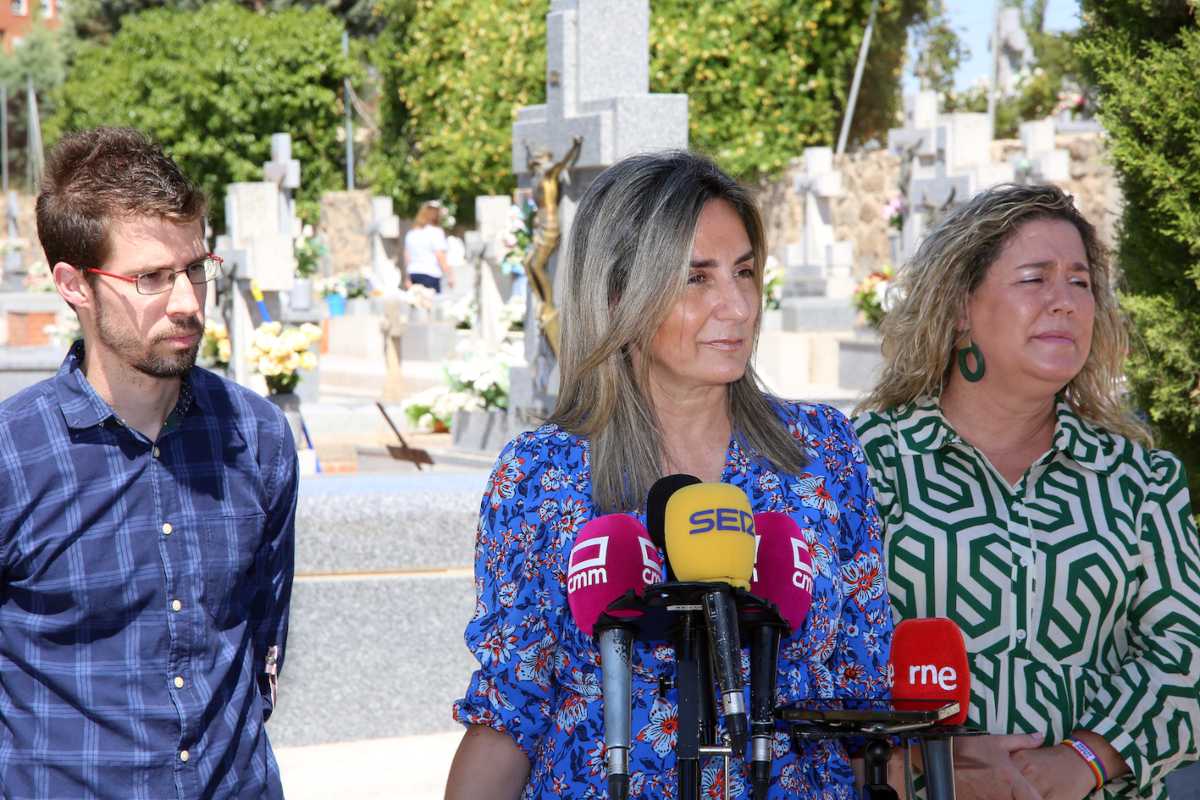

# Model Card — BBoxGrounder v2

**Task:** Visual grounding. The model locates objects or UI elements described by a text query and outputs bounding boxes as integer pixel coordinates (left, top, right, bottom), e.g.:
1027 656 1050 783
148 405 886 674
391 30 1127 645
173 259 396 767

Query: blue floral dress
453 401 892 798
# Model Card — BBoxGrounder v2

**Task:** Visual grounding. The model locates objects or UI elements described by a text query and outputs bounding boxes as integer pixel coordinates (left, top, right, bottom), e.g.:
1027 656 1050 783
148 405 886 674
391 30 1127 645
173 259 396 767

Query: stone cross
789 147 855 299
467 195 514 348
368 196 401 293
508 0 688 414
887 97 1014 263
213 132 303 388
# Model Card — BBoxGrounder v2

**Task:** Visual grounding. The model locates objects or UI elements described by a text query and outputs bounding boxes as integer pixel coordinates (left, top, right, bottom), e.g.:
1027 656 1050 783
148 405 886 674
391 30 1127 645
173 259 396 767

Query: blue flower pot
325 294 346 317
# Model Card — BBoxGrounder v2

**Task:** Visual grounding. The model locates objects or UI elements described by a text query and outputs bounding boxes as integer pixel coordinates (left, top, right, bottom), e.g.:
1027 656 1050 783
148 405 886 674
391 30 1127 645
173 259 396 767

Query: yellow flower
300 322 323 343
300 351 318 371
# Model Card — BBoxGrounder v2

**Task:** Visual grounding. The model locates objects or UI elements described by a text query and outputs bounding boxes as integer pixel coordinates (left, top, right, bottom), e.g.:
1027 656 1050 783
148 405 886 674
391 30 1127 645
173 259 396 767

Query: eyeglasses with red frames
84 254 224 296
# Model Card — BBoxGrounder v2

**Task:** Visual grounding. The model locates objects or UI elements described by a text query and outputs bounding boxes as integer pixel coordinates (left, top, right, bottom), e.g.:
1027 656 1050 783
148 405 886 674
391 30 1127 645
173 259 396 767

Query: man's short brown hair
36 127 207 271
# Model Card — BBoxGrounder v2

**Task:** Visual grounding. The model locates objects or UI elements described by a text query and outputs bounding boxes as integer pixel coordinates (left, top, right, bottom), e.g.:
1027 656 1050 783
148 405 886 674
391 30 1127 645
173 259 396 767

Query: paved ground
276 730 461 799
274 400 483 799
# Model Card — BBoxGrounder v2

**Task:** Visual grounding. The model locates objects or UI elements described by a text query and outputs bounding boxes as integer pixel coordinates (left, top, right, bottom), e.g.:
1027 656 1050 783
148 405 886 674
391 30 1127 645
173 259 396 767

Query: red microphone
566 515 663 800
746 512 815 800
889 617 970 726
889 617 972 800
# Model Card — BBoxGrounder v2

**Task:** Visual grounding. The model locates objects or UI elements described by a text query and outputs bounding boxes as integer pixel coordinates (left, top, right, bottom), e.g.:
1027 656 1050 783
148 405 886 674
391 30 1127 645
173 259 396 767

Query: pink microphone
566 514 663 800
750 511 815 632
747 511 815 800
567 514 663 635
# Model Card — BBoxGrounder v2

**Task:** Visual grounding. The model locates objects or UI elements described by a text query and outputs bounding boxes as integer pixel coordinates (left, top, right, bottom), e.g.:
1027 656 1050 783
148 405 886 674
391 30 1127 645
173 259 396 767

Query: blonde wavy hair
857 182 1151 446
549 150 807 512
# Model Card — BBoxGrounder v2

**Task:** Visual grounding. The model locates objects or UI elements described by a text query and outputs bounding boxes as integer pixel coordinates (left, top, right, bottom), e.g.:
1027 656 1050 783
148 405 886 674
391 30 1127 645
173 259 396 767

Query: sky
903 0 1082 92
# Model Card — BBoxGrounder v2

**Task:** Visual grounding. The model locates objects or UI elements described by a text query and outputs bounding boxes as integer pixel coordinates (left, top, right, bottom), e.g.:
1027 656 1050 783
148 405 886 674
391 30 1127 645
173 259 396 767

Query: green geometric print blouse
854 398 1200 799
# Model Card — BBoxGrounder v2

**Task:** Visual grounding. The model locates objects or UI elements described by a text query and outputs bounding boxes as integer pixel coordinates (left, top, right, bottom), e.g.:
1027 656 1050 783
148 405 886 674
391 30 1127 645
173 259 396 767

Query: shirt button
171 599 182 612
152 446 161 458
174 676 185 689
162 523 173 535
1016 629 1027 641
179 750 190 763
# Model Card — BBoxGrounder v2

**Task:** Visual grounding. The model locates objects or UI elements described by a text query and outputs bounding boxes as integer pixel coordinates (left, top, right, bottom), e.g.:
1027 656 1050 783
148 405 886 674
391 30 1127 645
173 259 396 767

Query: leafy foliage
66 0 387 39
369 0 933 220
46 1 355 229
1076 3 1200 502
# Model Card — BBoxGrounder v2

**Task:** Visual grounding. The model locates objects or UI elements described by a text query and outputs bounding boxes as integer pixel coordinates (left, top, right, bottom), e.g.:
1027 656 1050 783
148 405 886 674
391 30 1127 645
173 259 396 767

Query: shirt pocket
200 512 265 623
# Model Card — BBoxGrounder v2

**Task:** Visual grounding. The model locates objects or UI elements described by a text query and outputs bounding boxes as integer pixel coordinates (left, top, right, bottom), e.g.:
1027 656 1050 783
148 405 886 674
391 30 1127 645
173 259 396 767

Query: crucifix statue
523 135 582 357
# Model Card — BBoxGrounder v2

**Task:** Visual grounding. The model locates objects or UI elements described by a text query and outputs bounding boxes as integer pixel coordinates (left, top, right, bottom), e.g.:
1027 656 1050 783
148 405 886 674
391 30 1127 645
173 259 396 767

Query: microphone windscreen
749 512 814 632
567 514 664 637
646 474 701 580
664 482 757 589
889 617 971 726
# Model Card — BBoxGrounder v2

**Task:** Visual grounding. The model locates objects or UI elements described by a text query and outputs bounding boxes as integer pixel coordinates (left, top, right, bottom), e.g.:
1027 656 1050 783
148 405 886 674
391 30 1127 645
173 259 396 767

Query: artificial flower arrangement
200 319 232 370
293 224 326 279
882 195 905 231
851 265 896 330
401 340 519 432
248 321 322 394
762 255 784 311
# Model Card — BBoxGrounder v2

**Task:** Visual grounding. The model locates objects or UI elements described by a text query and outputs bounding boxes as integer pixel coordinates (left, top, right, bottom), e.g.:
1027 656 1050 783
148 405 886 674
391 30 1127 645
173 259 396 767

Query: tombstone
996 7 1032 97
788 147 855 299
368 196 402 293
213 133 301 391
0 192 25 292
888 98 1015 264
467 195 514 349
507 0 688 415
1015 118 1070 183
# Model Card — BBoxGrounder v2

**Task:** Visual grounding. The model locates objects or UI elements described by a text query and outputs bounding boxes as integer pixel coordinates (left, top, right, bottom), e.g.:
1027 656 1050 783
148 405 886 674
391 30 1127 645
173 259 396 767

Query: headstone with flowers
247 320 322 447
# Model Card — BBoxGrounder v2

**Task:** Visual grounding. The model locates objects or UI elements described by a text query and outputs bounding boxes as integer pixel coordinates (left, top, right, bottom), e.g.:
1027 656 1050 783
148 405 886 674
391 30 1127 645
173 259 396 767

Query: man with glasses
0 127 297 798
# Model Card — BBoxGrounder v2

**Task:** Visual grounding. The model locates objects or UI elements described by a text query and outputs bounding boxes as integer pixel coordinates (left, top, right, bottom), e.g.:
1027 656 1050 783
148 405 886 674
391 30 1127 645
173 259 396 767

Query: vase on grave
265 389 306 449
325 293 346 317
291 279 313 311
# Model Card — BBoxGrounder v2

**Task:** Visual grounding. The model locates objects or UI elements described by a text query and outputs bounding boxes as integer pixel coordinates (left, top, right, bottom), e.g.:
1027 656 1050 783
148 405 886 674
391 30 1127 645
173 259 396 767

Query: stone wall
319 190 374 276
757 130 1118 279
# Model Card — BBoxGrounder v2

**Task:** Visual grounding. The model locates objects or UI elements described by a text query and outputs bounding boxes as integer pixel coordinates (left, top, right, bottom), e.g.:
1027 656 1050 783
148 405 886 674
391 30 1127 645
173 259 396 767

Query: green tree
47 1 355 229
370 0 934 220
66 0 386 40
1075 0 1200 504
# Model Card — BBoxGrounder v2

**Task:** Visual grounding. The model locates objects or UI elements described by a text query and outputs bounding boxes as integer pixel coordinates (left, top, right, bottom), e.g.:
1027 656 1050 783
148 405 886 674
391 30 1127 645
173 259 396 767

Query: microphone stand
607 582 783 800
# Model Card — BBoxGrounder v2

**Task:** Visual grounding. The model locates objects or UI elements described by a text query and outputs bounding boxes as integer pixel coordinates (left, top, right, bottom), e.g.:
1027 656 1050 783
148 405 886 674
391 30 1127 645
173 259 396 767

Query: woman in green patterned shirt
854 183 1200 800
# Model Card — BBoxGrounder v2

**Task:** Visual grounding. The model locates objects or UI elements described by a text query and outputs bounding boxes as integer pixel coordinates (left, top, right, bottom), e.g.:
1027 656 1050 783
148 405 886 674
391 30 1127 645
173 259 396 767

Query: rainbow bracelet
1062 736 1108 791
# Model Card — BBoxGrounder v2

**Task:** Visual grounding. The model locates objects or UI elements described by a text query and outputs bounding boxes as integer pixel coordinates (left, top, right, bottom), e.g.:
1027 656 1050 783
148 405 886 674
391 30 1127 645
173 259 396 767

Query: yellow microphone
662 481 757 753
663 482 757 588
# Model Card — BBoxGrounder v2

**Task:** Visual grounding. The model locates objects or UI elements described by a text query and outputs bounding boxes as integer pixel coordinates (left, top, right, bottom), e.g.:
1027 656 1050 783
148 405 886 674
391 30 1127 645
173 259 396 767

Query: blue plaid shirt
0 342 297 799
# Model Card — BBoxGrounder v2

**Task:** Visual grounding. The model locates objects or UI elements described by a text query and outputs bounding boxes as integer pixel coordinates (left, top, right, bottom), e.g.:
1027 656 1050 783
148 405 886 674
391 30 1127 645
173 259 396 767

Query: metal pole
987 2 1000 137
835 0 880 156
1 84 8 194
342 30 354 189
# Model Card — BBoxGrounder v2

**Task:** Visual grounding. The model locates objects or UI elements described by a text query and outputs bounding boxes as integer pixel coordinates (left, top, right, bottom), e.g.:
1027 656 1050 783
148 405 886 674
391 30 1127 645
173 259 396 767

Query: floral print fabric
453 401 892 798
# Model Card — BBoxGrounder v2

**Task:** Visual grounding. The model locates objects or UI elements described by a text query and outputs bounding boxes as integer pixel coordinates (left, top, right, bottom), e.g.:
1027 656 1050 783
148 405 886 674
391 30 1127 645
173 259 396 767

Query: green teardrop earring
956 340 986 382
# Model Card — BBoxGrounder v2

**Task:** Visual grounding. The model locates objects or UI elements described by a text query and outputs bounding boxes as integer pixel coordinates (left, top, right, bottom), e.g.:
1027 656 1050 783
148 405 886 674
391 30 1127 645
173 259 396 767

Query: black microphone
747 512 815 800
646 474 700 582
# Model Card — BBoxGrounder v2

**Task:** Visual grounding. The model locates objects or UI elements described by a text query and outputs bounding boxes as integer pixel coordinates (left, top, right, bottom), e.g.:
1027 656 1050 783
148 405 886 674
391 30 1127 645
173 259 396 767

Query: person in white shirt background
404 200 455 293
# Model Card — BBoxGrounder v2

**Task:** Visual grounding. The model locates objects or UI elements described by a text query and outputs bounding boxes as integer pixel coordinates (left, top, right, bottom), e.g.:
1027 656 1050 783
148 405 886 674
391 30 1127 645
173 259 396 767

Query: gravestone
508 0 688 415
466 195 514 349
1015 117 1070 183
788 146 855 300
368 196 402 293
214 133 301 391
887 93 1015 264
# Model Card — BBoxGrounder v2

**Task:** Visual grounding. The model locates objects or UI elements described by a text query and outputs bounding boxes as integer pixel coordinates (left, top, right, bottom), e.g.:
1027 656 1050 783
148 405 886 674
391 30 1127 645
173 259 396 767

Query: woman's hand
1010 745 1096 800
953 733 1045 800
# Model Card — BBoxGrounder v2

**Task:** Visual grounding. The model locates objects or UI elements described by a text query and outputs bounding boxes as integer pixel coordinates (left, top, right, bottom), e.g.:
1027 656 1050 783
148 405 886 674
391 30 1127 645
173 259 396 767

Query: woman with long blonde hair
447 150 892 799
855 183 1200 800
